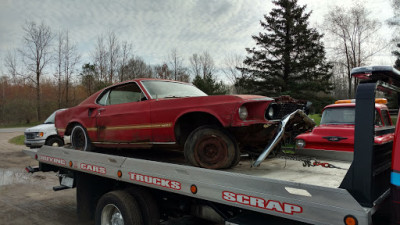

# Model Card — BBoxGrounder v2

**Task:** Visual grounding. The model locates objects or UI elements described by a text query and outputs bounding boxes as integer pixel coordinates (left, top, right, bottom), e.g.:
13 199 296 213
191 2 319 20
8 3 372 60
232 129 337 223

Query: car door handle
97 108 105 115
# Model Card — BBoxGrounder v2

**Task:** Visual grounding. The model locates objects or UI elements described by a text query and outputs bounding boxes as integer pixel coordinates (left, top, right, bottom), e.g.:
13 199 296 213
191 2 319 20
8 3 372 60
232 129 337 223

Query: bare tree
122 56 153 79
189 51 216 79
200 51 215 79
155 64 171 79
324 3 385 98
63 31 80 107
189 53 201 78
54 31 64 108
4 50 21 84
222 54 247 94
107 31 120 83
119 41 133 82
18 21 53 120
93 35 108 83
168 48 182 80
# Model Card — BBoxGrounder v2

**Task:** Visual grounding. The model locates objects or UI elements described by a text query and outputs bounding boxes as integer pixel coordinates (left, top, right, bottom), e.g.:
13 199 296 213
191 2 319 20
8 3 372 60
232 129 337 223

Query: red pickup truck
295 98 395 153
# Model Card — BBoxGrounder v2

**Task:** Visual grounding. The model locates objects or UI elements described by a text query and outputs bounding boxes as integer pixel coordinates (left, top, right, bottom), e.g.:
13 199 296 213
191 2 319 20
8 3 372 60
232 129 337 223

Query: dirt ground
0 130 93 225
0 130 212 225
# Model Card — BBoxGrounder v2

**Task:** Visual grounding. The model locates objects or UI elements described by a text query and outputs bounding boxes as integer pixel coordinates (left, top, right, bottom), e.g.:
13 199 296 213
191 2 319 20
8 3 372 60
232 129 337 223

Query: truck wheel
71 124 92 151
184 126 238 169
95 190 143 225
45 136 64 147
125 186 160 225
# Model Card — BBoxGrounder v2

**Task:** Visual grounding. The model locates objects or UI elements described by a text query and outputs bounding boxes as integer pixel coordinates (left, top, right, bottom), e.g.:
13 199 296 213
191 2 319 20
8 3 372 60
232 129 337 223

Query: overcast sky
0 0 396 79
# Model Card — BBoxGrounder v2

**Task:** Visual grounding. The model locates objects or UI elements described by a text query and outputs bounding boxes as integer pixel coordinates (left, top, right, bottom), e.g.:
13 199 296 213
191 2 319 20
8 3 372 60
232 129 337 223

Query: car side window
108 83 146 105
97 90 110 105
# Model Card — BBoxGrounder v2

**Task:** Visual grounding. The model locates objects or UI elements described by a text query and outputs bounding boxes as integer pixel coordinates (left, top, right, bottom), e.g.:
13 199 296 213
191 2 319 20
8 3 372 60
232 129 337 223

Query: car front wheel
184 126 239 169
45 136 64 147
70 125 92 151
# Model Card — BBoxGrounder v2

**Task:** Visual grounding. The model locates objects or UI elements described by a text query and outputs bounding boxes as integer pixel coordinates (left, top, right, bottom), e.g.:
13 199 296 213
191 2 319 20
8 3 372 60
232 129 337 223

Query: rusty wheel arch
174 112 223 146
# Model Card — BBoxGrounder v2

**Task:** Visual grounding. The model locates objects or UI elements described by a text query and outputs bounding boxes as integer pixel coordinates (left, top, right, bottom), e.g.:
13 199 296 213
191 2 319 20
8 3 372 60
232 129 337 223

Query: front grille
275 103 302 119
25 132 35 140
271 96 307 120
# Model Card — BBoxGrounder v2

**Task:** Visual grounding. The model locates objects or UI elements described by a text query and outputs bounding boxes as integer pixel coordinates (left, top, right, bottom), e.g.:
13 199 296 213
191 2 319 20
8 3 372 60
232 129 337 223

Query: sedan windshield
320 107 355 125
141 80 207 99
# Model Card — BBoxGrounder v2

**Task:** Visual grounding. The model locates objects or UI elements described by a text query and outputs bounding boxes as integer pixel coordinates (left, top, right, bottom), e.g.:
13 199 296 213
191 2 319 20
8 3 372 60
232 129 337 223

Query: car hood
157 94 273 103
25 124 55 132
310 124 354 136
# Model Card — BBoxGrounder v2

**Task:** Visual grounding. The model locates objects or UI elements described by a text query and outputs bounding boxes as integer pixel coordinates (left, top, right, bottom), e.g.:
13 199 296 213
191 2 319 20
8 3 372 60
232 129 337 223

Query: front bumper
25 139 46 148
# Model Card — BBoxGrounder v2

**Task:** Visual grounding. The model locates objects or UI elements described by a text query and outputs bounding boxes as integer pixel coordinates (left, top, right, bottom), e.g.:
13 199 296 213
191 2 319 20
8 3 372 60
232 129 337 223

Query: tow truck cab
295 98 394 152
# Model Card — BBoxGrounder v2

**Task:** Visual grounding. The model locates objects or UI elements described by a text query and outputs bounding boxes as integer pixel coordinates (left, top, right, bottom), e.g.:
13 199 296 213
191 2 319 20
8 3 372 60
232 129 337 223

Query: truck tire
71 124 92 151
95 190 143 225
184 125 238 169
125 186 160 225
45 136 64 147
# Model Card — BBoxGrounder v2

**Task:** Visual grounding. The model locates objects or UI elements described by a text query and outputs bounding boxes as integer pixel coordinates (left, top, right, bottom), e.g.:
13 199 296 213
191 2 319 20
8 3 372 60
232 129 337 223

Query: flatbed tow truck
23 66 400 225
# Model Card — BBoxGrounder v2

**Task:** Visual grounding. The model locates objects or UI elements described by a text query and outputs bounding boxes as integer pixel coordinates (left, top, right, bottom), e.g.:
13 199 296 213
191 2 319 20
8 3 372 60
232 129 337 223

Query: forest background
0 0 399 125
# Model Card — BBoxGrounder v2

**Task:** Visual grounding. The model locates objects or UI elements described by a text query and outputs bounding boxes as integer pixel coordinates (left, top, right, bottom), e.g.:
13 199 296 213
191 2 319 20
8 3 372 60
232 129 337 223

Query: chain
275 153 346 170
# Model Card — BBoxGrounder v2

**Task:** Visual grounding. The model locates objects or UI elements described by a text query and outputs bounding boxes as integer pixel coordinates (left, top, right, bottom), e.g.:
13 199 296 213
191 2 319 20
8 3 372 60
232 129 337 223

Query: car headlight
265 103 276 120
238 106 248 120
36 132 44 138
296 139 306 149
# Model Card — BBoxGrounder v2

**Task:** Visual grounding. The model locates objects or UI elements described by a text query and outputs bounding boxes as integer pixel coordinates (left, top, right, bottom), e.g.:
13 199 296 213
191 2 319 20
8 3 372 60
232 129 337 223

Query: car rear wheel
71 125 92 151
184 126 238 169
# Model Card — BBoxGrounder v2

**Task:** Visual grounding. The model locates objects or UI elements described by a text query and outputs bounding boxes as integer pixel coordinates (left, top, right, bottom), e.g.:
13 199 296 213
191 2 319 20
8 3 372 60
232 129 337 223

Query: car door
95 82 151 144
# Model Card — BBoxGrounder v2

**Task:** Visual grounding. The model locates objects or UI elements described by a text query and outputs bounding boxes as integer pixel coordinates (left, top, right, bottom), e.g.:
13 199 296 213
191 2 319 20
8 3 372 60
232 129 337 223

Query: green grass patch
308 114 322 126
392 116 397 125
9 135 25 145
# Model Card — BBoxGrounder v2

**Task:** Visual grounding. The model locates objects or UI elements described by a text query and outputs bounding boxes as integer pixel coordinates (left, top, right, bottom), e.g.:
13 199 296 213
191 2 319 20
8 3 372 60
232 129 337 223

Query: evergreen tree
240 0 332 101
192 73 228 95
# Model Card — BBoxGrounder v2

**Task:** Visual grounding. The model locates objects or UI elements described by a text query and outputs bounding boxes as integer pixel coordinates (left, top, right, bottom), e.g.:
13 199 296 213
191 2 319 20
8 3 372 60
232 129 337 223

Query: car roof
323 103 388 110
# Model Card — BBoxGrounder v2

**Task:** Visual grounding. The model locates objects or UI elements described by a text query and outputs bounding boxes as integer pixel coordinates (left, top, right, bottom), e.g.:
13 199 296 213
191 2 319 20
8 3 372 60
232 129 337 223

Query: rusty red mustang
55 79 311 169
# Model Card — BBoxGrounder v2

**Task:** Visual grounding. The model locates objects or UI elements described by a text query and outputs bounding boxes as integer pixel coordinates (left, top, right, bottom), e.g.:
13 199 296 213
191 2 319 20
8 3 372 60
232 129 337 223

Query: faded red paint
55 78 276 149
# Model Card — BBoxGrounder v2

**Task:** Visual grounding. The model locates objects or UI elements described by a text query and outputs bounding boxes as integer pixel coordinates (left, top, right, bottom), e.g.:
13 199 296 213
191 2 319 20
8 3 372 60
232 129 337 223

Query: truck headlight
296 139 306 149
238 106 248 120
36 132 44 138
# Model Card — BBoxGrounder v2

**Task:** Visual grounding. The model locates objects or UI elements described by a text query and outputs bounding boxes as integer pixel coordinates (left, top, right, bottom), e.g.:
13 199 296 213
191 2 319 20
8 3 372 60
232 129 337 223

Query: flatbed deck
24 146 368 225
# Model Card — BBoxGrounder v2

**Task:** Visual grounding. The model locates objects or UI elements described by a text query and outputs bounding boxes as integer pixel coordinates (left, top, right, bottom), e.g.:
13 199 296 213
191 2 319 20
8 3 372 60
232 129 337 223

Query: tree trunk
36 72 41 121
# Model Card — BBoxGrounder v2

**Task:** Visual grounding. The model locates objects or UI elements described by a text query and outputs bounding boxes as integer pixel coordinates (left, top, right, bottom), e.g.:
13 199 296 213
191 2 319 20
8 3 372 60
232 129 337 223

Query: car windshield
320 107 355 125
44 111 57 124
141 80 207 99
44 109 65 124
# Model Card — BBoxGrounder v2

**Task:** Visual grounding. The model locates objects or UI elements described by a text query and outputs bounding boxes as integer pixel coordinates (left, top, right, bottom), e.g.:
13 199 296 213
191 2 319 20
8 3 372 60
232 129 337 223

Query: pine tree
240 0 332 101
192 73 228 95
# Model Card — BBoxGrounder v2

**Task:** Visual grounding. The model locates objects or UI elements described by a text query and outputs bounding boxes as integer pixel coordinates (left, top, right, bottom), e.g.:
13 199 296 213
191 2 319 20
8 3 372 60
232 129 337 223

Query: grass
9 135 25 145
392 116 398 125
308 114 322 126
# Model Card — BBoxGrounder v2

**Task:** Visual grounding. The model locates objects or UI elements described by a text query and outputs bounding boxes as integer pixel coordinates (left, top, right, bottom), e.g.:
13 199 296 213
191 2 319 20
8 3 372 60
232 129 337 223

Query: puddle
0 168 53 187
0 168 30 186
